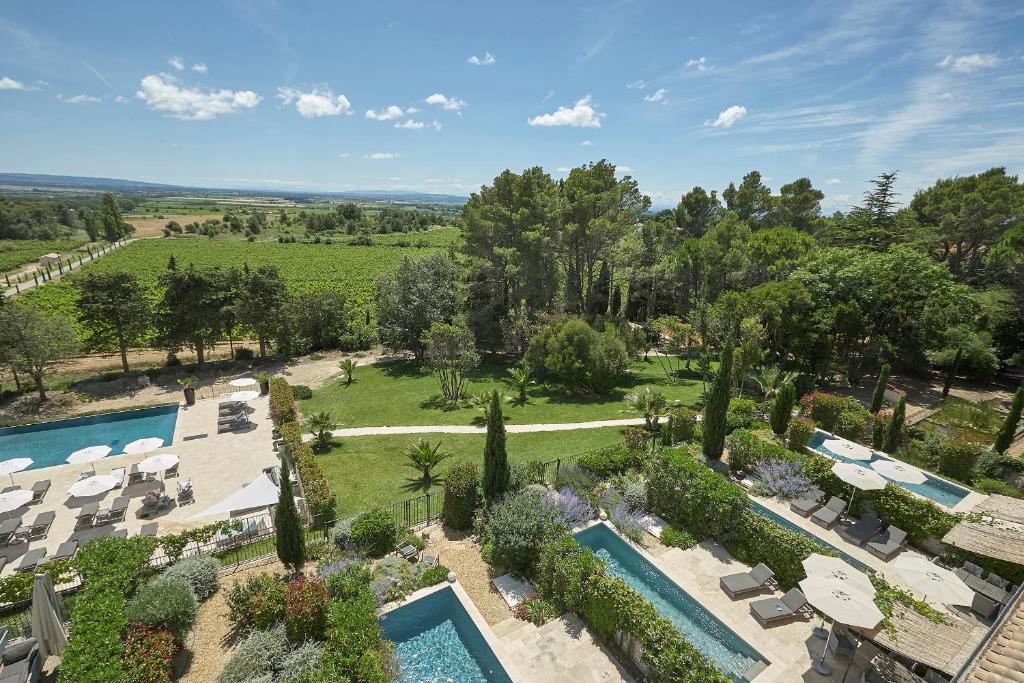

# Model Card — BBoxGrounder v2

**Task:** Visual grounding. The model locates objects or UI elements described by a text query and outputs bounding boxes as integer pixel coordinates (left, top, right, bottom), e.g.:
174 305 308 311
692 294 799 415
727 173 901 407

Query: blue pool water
575 524 767 682
379 586 513 683
749 500 870 572
0 405 178 471
807 430 969 508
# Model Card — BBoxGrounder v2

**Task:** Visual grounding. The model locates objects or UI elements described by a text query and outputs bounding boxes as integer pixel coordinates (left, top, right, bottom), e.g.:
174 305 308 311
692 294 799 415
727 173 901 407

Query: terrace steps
495 613 634 682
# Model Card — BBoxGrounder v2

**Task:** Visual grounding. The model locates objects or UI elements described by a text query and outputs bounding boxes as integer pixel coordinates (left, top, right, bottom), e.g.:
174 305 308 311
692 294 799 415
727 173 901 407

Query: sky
1 0 1023 210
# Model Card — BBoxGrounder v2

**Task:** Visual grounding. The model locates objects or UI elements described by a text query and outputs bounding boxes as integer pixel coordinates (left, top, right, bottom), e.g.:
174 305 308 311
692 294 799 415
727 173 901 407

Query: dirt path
3 239 134 297
328 417 645 438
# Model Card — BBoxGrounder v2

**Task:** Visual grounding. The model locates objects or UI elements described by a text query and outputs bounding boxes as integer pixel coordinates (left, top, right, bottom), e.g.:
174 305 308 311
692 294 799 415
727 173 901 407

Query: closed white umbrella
823 438 874 461
892 556 974 606
0 457 33 484
137 453 180 475
67 445 113 472
229 377 257 387
31 571 67 659
67 475 119 498
802 554 875 638
0 489 33 513
870 459 928 485
831 462 887 512
123 437 164 455
800 575 884 675
190 472 279 519
230 390 260 402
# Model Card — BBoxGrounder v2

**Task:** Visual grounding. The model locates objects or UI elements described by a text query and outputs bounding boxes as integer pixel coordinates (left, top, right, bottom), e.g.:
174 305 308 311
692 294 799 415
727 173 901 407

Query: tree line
0 192 134 242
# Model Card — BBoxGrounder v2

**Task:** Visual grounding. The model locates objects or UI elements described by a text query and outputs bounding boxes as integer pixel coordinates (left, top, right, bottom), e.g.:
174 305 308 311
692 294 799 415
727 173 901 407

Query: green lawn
319 427 625 517
300 356 711 428
916 396 1002 445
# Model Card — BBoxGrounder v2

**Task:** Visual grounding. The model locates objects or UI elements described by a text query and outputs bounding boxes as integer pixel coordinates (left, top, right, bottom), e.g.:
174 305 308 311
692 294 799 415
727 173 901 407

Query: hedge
442 461 480 531
575 445 644 478
271 376 336 523
268 377 297 423
58 536 158 683
731 510 831 589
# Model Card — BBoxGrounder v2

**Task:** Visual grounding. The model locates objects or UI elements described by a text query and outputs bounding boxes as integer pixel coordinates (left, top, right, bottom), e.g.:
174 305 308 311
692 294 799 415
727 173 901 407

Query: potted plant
257 371 271 396
178 376 198 405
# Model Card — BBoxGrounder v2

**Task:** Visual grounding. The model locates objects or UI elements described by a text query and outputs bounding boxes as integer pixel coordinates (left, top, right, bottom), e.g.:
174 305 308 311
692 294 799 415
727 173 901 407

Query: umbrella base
812 657 832 676
813 625 830 639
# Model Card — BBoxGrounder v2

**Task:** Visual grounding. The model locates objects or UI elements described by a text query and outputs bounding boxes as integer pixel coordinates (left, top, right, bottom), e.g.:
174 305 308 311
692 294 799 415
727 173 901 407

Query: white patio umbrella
870 459 928 485
67 445 113 472
190 472 280 519
802 554 875 637
831 462 887 512
822 438 874 461
122 437 164 455
800 575 884 675
67 475 120 498
137 453 180 477
31 571 67 659
0 457 33 484
229 377 257 387
892 556 974 606
230 390 260 402
0 489 34 514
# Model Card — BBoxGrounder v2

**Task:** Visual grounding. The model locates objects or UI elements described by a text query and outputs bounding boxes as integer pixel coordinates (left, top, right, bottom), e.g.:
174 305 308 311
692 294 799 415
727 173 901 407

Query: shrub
624 426 649 451
280 420 336 524
268 377 297 423
660 525 698 550
576 445 642 477
835 408 872 443
331 517 355 549
481 488 565 573
216 624 290 683
799 391 846 431
608 503 646 543
553 463 599 500
514 597 561 625
317 589 395 681
731 510 830 589
667 406 699 443
322 561 373 601
725 429 795 473
974 478 1022 497
291 384 313 400
278 641 324 683
524 318 628 394
752 458 812 499
225 573 287 633
535 536 602 614
548 487 595 528
284 576 329 642
616 474 648 510
726 398 758 432
937 439 985 482
0 559 76 605
123 625 176 683
786 417 816 452
350 509 401 556
126 577 198 645
508 460 546 491
162 555 220 601
442 461 481 531
234 347 255 361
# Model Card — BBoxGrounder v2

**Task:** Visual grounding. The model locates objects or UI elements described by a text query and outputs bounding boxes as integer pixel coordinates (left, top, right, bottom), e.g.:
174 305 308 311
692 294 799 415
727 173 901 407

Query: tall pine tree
274 462 306 573
869 363 890 413
702 341 734 461
994 385 1023 453
483 391 509 502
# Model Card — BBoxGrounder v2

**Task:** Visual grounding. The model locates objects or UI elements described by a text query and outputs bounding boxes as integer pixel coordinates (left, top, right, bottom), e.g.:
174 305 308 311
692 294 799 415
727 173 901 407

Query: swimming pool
0 405 178 471
749 500 870 572
379 586 513 683
575 523 768 682
807 429 970 508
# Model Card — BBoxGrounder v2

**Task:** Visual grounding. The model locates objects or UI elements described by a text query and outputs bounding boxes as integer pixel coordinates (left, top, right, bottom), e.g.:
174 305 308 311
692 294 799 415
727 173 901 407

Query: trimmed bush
508 460 546 491
291 384 313 400
726 397 758 432
995 385 1023 453
660 525 698 550
624 426 649 451
646 448 748 542
123 625 176 683
731 511 830 589
162 555 220 601
725 429 795 473
225 573 287 633
268 377 297 423
786 417 816 452
280 421 336 523
834 407 873 444
937 439 985 482
769 383 795 436
668 406 699 443
481 488 565 574
126 577 198 645
575 445 643 478
442 461 481 531
350 509 401 556
216 624 290 683
284 575 329 642
799 391 846 431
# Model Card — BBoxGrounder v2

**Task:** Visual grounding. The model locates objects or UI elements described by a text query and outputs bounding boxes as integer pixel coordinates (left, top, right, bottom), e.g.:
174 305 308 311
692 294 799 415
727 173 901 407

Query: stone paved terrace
0 394 278 576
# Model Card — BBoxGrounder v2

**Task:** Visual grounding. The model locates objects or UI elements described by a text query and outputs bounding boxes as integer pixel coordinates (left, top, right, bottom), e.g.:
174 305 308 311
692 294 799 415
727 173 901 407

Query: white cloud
365 105 404 120
395 119 425 129
136 74 261 120
467 52 496 66
644 88 668 103
0 76 27 90
365 152 400 159
528 96 603 128
626 79 646 89
191 63 208 73
424 93 466 112
388 177 402 181
58 94 100 104
432 121 442 132
114 95 129 103
542 90 555 103
706 105 747 128
938 53 1001 74
405 106 420 114
168 56 185 71
581 139 593 146
824 178 842 185
339 153 351 158
277 86 351 118
686 57 707 71
617 165 633 173
556 167 571 173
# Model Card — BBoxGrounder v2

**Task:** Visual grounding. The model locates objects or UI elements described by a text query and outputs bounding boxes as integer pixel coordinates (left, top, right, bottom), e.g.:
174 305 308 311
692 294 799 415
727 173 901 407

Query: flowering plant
123 625 177 683
284 575 329 642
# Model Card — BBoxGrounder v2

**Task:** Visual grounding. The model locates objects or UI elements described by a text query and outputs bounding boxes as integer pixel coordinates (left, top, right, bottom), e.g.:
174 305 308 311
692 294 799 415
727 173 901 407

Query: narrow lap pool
379 586 513 683
0 405 178 471
575 523 768 682
749 500 870 572
807 429 969 508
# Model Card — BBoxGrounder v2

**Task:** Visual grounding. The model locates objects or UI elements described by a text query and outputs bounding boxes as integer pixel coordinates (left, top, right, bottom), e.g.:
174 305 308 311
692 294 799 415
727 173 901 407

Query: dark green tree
610 284 622 317
157 265 224 365
237 265 289 357
482 391 509 502
942 348 962 399
274 462 306 572
374 253 460 358
722 171 772 227
702 341 734 461
75 272 151 373
99 192 132 241
769 382 795 436
0 302 78 400
869 363 891 413
882 396 906 453
994 385 1023 453
674 186 721 237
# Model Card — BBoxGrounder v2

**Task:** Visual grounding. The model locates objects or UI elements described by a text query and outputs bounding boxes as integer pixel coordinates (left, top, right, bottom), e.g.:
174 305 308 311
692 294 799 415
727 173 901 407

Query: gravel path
329 417 645 438
422 524 513 625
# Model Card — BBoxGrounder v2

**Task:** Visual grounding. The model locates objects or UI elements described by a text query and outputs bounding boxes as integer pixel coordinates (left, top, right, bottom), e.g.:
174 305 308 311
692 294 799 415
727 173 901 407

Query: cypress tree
610 284 622 317
882 396 905 453
702 341 733 461
994 385 1023 453
274 462 306 572
869 363 890 413
770 383 795 436
942 348 962 399
482 391 509 502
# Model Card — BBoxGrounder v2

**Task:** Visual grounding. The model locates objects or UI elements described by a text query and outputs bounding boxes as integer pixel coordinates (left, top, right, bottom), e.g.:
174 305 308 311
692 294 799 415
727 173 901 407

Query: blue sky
1 1 1023 209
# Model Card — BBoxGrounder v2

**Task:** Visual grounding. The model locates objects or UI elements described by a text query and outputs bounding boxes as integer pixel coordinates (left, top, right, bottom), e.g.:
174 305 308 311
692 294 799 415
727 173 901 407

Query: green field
301 356 710 428
320 427 624 517
0 239 87 274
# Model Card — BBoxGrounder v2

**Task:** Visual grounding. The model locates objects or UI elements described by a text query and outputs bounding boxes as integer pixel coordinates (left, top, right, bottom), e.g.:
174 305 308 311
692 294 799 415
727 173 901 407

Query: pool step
740 656 769 681
492 616 536 640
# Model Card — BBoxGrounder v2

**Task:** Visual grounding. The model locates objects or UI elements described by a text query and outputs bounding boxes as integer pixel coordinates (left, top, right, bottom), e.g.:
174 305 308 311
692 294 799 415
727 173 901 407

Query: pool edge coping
0 401 180 433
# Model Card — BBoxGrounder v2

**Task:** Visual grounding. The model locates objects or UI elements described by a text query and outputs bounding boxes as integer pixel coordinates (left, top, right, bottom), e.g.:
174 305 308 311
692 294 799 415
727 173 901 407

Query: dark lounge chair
970 592 999 621
865 526 907 560
750 588 810 627
0 517 22 546
76 502 98 528
1 485 19 494
51 540 79 562
141 522 159 537
811 496 848 529
107 496 129 523
16 548 46 573
28 511 55 541
720 563 775 599
0 637 41 683
839 514 883 546
30 479 50 504
790 492 824 517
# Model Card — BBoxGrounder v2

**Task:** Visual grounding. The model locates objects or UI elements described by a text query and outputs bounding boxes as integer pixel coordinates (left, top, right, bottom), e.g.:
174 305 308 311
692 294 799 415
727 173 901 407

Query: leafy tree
770 383 795 436
675 186 721 237
869 363 891 413
623 387 667 431
723 171 772 228
99 192 132 241
374 253 460 358
404 439 453 485
304 411 336 451
289 290 350 352
157 265 224 365
274 463 306 572
732 317 765 397
0 302 78 400
237 265 289 357
421 319 480 405
749 364 798 399
702 341 734 461
994 385 1023 454
747 226 817 284
523 318 627 394
75 272 151 373
882 396 905 453
482 391 509 502
772 177 824 233
650 316 691 380
500 299 538 359
338 358 356 386
610 284 622 316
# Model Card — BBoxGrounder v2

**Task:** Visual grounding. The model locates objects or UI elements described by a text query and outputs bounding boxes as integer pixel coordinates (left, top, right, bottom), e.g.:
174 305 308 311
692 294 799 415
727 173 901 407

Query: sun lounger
790 492 823 517
51 540 79 562
110 467 126 488
421 554 438 567
811 496 847 529
0 517 22 546
141 522 159 537
28 511 55 541
111 529 128 539
750 588 810 627
865 526 907 560
839 514 883 546
164 461 179 478
76 502 99 528
16 548 47 573
106 496 129 523
1 485 19 494
398 545 419 561
218 417 248 433
720 563 775 599
30 480 50 504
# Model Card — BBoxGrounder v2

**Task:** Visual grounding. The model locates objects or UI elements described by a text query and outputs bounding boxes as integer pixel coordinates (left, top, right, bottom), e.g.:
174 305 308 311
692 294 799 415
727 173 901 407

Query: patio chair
398 545 419 561
51 539 79 562
420 554 438 567
970 592 999 621
963 561 985 577
76 502 99 528
838 514 883 546
750 588 810 627
176 480 194 505
30 479 50 504
1 485 20 494
107 496 129 523
0 517 22 546
720 563 775 599
828 625 858 661
865 526 907 561
164 461 179 478
110 467 126 488
140 522 159 537
28 511 55 541
16 548 46 573
790 491 824 517
218 416 248 433
811 496 848 529
986 572 1009 590
127 464 146 486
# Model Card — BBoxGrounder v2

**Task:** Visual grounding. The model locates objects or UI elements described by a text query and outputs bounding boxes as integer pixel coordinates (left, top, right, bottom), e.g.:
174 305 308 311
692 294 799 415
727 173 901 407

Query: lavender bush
752 458 811 500
547 487 595 528
609 502 647 543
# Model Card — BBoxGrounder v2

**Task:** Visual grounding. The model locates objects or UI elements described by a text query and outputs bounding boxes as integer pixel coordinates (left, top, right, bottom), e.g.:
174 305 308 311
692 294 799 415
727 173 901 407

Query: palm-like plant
304 410 336 450
404 438 453 484
623 387 668 431
505 366 533 403
468 389 510 418
338 359 356 386
749 365 798 398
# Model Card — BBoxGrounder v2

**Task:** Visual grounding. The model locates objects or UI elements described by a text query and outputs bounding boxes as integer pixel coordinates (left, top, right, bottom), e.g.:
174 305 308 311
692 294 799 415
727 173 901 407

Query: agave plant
304 410 337 450
338 358 356 386
404 438 453 484
749 365 798 398
622 386 667 431
505 366 533 403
